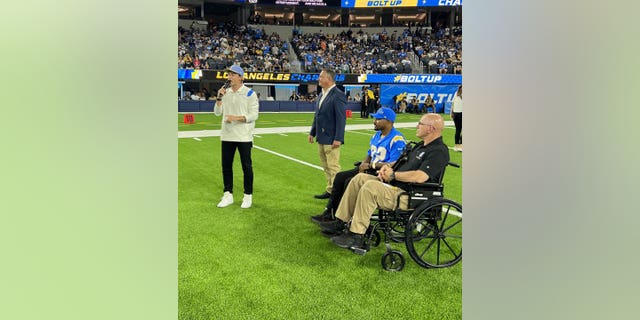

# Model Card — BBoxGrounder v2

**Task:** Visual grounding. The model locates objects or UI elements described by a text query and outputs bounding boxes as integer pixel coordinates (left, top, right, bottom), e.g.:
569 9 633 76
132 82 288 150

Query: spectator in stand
439 59 449 74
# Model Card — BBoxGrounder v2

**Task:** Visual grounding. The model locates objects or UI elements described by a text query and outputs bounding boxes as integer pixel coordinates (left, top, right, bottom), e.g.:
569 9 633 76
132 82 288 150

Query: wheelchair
352 144 462 271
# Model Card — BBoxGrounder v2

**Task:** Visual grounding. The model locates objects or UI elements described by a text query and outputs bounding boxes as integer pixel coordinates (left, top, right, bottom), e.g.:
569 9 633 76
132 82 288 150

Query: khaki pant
318 144 341 194
335 173 408 234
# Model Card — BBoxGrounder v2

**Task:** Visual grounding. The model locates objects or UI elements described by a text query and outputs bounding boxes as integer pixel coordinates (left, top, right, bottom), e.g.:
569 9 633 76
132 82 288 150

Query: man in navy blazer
308 68 347 199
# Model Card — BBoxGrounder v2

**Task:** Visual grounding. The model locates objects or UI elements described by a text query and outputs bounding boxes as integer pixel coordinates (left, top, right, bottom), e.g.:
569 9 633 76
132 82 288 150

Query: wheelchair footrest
351 246 369 256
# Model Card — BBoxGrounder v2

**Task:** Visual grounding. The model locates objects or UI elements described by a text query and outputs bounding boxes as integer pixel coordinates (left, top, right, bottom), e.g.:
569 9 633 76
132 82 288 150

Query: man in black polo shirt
319 113 450 249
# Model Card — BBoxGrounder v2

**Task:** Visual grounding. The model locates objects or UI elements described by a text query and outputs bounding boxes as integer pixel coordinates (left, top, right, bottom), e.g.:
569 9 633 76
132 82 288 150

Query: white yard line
348 131 374 136
446 208 463 218
253 146 323 171
193 137 201 141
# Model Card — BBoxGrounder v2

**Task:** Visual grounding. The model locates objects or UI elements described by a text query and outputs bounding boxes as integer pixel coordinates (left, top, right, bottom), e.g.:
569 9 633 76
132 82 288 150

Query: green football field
178 112 462 319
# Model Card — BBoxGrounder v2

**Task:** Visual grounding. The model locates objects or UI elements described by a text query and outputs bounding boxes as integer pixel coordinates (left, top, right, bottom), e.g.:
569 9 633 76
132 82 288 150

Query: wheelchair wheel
381 250 405 272
405 199 462 268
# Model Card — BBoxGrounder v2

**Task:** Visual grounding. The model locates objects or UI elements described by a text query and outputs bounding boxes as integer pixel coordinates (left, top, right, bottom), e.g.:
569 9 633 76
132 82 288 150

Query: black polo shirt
392 136 450 191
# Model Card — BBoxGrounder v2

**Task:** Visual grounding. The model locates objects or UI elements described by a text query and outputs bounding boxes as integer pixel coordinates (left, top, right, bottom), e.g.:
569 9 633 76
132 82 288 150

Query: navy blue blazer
309 86 347 145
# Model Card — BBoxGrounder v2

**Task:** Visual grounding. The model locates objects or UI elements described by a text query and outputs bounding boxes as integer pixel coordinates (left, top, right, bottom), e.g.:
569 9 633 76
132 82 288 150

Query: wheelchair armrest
409 182 443 190
395 182 443 211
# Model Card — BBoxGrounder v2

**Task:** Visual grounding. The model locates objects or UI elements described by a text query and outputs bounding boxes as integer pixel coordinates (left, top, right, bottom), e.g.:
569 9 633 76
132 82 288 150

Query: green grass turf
178 112 452 131
178 114 461 319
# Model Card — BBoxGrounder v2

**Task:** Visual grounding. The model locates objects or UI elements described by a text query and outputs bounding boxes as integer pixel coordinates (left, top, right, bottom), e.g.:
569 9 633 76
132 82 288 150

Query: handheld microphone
217 80 231 101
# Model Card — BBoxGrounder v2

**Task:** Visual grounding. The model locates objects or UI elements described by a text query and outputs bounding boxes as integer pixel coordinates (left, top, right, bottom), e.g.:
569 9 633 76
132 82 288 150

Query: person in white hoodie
450 85 463 152
214 65 259 209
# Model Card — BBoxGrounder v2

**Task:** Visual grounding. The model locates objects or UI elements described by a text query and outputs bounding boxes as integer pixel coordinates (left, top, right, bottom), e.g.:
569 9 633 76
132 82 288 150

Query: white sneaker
240 194 252 209
217 192 234 208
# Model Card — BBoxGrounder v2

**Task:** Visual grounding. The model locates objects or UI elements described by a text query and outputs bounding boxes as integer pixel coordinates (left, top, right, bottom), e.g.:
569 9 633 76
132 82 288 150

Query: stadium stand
178 22 292 73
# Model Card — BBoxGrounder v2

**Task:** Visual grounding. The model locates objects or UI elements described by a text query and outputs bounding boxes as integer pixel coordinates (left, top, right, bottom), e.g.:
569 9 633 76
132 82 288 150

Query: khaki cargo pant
318 144 341 194
335 173 409 234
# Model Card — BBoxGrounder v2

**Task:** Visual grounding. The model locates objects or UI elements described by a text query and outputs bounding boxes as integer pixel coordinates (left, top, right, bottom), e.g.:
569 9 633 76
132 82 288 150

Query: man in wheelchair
319 113 450 250
311 107 406 224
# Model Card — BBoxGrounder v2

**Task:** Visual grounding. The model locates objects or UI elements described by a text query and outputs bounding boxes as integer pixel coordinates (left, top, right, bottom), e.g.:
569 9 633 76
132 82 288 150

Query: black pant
368 101 376 116
452 112 462 144
326 167 376 211
221 141 253 195
360 102 368 118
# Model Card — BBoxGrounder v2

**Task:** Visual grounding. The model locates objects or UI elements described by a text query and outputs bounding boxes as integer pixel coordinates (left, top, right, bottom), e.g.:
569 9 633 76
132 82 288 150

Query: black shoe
320 228 346 238
314 192 331 199
311 209 334 224
319 219 346 233
331 231 365 249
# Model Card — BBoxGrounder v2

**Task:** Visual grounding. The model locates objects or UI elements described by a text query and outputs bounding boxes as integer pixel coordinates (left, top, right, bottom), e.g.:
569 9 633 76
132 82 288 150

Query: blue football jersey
367 128 407 167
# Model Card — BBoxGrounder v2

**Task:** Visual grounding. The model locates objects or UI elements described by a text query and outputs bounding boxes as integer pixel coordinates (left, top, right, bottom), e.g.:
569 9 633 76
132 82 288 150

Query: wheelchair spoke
442 238 460 259
439 204 454 231
441 218 462 234
418 236 438 259
436 238 441 265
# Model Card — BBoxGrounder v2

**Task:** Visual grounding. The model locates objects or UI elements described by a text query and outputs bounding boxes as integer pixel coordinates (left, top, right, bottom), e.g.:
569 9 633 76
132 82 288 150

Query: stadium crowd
178 22 292 73
178 20 461 75
290 28 414 74
411 25 462 74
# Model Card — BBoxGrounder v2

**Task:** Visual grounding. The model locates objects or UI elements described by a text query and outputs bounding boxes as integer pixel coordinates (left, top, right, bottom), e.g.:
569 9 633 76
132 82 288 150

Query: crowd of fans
411 24 462 74
178 20 462 75
178 22 292 73
290 28 414 74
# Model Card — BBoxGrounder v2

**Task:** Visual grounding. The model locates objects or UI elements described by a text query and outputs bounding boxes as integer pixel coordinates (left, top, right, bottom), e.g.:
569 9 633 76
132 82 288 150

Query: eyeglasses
418 122 434 129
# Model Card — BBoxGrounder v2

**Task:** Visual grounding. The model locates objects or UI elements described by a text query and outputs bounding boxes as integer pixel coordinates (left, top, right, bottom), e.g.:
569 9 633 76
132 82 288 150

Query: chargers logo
438 0 462 6
358 74 368 83
291 74 319 82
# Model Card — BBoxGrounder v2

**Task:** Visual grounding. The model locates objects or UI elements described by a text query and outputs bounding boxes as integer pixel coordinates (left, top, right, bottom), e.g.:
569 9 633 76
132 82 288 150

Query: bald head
425 113 444 134
416 113 445 143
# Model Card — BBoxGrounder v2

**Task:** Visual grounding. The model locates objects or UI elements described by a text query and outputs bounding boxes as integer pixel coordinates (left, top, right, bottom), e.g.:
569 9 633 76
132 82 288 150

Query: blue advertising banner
380 84 460 113
358 74 461 84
